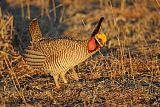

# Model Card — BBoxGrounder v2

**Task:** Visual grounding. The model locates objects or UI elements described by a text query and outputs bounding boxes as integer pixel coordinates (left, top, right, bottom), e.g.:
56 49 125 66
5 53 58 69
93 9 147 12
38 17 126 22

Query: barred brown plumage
23 17 107 88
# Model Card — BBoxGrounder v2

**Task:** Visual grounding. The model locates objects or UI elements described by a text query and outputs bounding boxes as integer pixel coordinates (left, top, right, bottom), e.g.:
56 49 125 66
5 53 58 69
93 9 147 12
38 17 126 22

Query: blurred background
0 0 160 106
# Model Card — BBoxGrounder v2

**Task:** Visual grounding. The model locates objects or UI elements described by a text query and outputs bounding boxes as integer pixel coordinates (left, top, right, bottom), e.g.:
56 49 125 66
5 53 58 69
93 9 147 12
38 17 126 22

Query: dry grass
0 0 160 106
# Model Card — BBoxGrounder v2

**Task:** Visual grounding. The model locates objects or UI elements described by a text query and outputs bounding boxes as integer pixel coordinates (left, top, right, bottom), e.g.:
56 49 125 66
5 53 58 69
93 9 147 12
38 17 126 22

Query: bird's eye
98 38 102 42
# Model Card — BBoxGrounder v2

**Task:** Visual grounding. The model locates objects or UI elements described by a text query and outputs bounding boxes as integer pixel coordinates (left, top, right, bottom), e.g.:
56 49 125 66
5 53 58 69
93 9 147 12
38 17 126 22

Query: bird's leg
53 75 60 88
71 68 79 81
60 72 68 83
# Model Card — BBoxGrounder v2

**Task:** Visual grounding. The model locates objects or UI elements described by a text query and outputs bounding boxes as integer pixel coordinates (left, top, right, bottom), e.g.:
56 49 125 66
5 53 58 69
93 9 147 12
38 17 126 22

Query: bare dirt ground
0 0 160 106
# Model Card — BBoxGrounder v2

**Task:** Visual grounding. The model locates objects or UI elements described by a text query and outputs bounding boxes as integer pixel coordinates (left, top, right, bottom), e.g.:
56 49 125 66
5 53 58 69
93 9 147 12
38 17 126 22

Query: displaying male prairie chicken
23 17 107 88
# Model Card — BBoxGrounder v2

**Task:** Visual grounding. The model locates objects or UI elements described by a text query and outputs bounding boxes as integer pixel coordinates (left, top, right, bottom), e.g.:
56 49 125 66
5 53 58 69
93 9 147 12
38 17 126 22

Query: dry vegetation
0 0 160 106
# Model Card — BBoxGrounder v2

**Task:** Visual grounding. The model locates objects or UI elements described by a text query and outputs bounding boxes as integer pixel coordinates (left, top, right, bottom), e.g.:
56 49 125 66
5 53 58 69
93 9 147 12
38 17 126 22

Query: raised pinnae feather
91 17 104 37
29 18 43 43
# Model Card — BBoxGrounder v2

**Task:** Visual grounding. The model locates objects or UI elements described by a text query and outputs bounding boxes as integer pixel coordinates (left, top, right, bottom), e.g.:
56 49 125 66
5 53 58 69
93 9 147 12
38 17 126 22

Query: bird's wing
23 49 46 69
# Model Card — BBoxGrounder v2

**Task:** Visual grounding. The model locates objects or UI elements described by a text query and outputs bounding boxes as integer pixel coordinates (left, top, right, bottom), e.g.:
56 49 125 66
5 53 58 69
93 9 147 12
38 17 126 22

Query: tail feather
29 18 42 43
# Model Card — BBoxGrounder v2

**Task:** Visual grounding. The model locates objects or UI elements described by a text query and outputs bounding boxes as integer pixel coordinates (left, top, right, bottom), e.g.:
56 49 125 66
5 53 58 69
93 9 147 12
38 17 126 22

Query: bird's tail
29 18 43 43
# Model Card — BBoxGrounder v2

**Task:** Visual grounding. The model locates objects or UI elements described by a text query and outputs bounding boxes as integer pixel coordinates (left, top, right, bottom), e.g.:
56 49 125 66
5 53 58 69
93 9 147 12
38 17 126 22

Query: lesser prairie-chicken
23 17 107 88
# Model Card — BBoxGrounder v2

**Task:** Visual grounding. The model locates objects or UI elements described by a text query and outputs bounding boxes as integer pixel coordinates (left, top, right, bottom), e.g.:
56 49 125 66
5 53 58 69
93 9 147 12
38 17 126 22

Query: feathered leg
71 68 79 81
53 75 60 88
60 72 68 83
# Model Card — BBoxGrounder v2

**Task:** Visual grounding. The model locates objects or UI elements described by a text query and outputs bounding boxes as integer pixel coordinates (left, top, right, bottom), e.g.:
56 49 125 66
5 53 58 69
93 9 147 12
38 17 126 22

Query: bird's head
88 17 107 52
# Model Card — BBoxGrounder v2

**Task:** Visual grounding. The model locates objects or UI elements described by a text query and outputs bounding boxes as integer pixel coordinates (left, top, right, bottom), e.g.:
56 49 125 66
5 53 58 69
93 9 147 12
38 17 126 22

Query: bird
23 17 107 88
